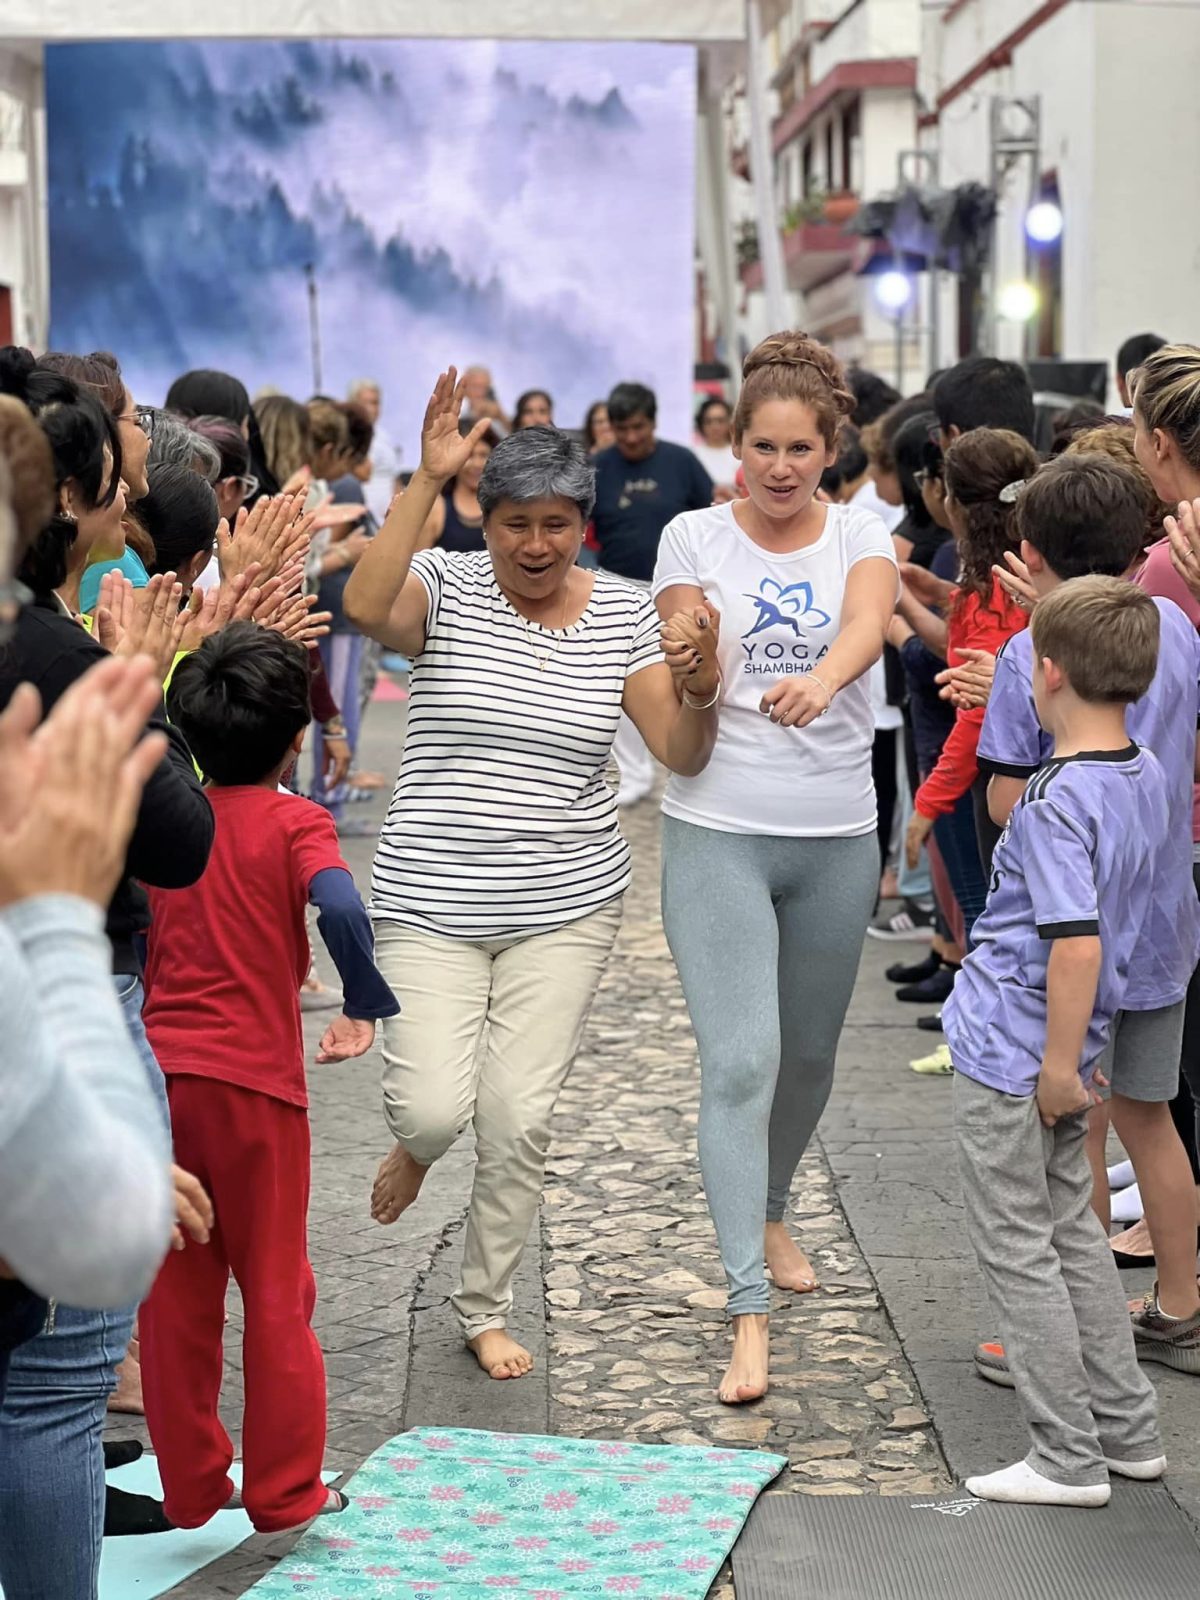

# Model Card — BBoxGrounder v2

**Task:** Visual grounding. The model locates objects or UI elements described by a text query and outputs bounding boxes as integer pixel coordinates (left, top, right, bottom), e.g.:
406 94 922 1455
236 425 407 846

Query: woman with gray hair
344 369 721 1381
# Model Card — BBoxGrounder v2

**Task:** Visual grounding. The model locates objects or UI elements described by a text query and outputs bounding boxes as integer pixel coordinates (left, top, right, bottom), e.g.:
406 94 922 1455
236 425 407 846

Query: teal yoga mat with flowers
245 1426 786 1597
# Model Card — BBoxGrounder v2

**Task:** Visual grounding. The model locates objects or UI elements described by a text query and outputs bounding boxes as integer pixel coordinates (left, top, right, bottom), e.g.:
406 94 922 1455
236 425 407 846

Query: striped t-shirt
370 549 665 939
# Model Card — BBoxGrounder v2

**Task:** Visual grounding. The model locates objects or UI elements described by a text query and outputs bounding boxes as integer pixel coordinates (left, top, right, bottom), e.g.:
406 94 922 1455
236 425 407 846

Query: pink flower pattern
428 1485 463 1502
586 1519 620 1535
656 1495 692 1515
605 1579 642 1594
543 1490 578 1512
558 1557 593 1572
395 1528 433 1544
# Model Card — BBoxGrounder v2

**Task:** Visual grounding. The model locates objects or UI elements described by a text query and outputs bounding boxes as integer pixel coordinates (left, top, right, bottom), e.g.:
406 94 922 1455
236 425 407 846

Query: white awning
5 0 746 42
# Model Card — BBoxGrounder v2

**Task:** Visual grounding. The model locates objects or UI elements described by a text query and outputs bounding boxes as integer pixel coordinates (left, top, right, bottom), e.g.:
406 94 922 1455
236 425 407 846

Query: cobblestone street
105 691 1200 1595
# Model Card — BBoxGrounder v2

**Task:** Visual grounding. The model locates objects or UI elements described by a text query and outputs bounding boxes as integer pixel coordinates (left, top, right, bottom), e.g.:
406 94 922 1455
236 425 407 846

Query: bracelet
322 719 348 739
809 672 834 716
682 680 721 711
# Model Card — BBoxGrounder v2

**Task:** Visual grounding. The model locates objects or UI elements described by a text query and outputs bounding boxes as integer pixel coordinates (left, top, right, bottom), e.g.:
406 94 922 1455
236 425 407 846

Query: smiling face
517 393 553 429
66 445 127 567
484 496 584 601
735 399 836 520
115 387 150 502
613 411 656 463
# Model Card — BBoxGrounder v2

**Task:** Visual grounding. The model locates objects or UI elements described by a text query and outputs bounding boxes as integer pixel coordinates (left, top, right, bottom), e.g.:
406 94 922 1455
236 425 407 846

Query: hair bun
741 332 855 419
0 345 36 402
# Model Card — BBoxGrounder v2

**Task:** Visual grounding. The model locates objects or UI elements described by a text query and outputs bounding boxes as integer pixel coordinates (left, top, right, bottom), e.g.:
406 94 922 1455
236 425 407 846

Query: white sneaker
965 1460 1109 1507
1107 1159 1136 1191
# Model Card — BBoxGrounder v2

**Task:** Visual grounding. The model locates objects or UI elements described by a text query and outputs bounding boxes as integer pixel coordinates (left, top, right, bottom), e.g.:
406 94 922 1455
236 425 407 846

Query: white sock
1107 1158 1136 1191
1110 1183 1144 1224
964 1460 1110 1507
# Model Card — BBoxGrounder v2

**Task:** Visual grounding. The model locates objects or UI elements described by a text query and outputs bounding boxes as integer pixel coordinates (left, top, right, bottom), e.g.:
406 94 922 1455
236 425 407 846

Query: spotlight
998 281 1039 322
875 271 912 312
1025 200 1064 244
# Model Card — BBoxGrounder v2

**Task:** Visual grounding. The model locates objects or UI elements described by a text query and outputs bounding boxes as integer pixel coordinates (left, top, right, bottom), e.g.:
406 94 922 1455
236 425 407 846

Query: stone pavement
105 688 1200 1595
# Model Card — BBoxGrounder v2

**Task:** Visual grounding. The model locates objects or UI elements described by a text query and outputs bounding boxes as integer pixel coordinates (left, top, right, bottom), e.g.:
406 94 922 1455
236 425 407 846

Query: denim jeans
0 976 169 1598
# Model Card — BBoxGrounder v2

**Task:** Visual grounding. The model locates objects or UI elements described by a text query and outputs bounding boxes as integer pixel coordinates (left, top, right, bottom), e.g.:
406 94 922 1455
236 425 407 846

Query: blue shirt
945 744 1167 1095
591 441 713 581
977 597 1200 1009
79 549 150 615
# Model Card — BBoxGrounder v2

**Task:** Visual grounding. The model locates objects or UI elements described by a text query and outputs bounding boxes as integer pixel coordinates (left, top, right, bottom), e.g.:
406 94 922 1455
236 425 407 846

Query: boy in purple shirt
976 454 1200 1367
947 577 1166 1505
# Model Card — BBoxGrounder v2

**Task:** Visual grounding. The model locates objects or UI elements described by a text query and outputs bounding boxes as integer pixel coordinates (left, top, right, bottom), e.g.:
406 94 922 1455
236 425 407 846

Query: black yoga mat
732 1483 1200 1600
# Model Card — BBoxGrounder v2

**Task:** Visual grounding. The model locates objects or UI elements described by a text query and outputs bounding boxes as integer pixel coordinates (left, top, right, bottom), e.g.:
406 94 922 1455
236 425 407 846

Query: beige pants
373 898 623 1338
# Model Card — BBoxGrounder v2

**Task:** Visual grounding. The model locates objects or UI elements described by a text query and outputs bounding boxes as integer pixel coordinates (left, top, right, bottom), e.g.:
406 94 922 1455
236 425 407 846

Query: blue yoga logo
741 577 831 640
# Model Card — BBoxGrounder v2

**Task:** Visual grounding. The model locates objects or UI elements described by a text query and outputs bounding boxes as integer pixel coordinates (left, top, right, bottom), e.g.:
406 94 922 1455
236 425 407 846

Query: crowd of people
2 318 1200 1597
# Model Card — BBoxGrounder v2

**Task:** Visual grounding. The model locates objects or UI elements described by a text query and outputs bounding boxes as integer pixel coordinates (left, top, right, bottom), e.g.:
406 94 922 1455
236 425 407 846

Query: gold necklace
520 593 570 672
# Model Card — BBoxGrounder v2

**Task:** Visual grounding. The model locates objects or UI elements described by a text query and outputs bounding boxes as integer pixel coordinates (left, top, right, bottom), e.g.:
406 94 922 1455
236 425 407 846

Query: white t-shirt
371 550 665 939
850 482 904 733
691 440 740 487
651 500 898 837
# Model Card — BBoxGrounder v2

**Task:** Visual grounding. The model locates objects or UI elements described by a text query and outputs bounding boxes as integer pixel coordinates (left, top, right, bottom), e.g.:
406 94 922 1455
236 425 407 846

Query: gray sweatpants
661 816 878 1317
955 1072 1161 1485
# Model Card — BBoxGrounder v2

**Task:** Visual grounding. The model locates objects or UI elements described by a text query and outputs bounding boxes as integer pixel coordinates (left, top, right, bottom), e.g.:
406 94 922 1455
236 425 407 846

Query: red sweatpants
139 1075 329 1533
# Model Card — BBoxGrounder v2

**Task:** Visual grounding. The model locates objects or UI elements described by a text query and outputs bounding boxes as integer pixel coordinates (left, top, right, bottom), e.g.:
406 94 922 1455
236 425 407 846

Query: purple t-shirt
945 745 1168 1095
977 597 1200 1010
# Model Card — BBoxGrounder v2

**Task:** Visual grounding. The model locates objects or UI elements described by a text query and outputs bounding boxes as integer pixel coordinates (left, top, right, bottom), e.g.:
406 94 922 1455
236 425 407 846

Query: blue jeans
0 977 169 1599
933 791 989 943
310 632 366 822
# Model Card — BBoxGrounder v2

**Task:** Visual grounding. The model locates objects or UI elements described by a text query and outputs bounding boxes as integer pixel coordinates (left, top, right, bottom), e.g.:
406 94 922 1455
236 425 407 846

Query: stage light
1025 200 1064 244
998 280 1039 322
875 271 912 312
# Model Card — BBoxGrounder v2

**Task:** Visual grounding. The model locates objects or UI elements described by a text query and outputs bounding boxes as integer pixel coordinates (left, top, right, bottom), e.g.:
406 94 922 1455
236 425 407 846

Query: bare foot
718 1313 769 1404
468 1329 534 1380
370 1144 428 1224
764 1222 819 1292
107 1352 144 1415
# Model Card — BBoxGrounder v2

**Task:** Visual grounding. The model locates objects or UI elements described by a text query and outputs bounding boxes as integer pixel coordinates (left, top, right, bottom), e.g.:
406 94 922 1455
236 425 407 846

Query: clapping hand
992 550 1038 612
936 647 997 710
661 604 721 695
95 572 188 681
0 657 168 909
216 494 314 585
420 368 494 484
1166 499 1200 602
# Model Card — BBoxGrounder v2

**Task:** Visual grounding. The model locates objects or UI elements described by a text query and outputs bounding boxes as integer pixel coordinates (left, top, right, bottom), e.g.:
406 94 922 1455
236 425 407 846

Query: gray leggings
661 816 878 1316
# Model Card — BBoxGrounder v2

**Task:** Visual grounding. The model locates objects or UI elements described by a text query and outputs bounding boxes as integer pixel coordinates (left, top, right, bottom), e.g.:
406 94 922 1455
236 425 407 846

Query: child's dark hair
1015 453 1149 580
943 427 1039 606
167 622 311 785
138 462 219 577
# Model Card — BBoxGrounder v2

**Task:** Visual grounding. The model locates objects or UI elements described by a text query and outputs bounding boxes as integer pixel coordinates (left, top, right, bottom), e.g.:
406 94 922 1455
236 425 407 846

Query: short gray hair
347 378 380 401
147 409 221 483
478 426 595 522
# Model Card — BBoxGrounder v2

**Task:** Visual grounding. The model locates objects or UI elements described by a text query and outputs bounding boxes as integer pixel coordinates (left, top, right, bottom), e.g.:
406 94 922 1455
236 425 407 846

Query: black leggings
872 728 899 876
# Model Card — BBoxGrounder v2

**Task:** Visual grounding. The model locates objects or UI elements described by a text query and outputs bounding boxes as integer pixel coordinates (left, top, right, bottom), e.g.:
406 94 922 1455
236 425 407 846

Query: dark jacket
0 595 215 973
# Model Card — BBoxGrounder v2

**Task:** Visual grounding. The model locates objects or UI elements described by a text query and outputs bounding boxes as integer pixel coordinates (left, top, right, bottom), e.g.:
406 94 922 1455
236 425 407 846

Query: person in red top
138 623 399 1535
901 429 1040 925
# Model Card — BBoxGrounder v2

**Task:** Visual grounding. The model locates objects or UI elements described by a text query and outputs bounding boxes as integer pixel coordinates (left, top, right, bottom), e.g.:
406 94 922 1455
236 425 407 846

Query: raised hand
216 493 312 585
661 604 721 696
936 647 996 710
420 367 493 484
1165 499 1200 602
0 657 168 909
96 572 188 682
992 550 1038 613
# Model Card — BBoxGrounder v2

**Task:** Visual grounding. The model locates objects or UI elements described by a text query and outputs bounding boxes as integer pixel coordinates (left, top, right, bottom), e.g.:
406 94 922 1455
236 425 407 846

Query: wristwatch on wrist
322 719 348 739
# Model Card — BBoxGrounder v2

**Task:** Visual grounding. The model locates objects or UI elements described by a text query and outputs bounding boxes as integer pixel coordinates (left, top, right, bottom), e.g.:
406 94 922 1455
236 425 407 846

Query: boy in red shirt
138 622 399 1533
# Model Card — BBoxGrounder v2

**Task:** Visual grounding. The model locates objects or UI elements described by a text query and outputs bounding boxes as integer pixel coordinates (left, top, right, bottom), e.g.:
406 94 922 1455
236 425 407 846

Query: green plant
735 218 760 268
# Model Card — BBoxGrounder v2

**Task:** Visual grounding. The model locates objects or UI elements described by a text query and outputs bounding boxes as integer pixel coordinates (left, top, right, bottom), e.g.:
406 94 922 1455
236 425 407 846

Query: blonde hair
733 331 854 447
1030 575 1159 704
1129 343 1200 471
255 395 313 485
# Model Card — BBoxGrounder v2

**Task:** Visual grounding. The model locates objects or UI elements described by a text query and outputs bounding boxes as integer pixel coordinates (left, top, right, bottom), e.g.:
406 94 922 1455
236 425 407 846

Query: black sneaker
916 1011 945 1032
886 952 942 985
867 897 935 942
896 967 957 1004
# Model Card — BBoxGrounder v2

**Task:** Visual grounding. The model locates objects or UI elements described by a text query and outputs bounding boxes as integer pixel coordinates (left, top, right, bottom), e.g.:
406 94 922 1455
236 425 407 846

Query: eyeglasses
117 407 155 439
223 474 259 498
914 468 940 489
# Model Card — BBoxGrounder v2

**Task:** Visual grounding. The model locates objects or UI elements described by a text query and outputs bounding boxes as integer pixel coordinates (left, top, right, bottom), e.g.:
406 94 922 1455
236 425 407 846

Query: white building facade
919 0 1200 399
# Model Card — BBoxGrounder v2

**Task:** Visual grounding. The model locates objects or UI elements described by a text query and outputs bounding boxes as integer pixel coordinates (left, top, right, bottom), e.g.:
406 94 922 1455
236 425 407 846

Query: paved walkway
105 688 1200 1596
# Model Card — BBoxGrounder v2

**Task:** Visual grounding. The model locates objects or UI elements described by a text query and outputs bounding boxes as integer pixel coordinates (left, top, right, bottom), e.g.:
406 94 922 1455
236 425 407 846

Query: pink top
1135 538 1200 841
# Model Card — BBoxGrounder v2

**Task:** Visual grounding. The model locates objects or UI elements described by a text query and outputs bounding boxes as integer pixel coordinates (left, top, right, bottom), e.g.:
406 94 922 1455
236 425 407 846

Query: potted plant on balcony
735 219 760 269
823 190 859 226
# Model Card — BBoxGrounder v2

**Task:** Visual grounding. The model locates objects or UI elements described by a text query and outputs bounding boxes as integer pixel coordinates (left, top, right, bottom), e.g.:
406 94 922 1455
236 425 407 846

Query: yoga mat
244 1426 786 1597
6 1456 336 1600
732 1482 1200 1600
